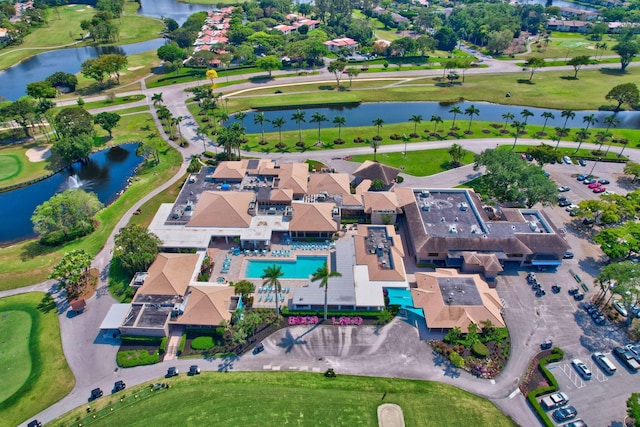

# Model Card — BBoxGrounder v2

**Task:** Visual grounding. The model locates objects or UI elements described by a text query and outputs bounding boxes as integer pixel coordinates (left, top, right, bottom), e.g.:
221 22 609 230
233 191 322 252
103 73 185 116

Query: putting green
0 311 32 404
0 155 21 181
557 41 590 48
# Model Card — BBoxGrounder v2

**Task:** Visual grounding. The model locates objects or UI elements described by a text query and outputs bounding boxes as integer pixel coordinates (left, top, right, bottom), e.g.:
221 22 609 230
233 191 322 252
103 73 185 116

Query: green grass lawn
0 141 63 188
0 293 74 426
52 372 516 427
526 32 614 59
0 154 21 181
349 148 475 177
0 311 31 404
0 114 182 290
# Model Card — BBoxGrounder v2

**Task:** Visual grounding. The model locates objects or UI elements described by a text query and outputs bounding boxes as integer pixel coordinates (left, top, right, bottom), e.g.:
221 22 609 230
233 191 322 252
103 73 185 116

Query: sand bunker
127 66 145 71
26 146 52 162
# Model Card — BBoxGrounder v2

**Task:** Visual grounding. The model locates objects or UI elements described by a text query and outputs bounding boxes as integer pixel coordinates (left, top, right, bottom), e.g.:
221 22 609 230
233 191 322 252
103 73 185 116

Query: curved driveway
8 59 640 426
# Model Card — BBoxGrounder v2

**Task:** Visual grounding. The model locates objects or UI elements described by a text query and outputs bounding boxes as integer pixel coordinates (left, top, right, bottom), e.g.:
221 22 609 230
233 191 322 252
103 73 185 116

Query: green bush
449 351 465 368
202 151 215 158
116 350 160 368
526 347 565 427
471 342 489 358
216 327 225 337
120 335 163 344
178 333 186 356
191 336 215 350
159 337 168 354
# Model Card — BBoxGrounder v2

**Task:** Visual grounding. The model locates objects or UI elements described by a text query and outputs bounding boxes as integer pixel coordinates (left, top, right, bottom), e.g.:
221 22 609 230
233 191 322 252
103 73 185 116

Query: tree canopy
113 225 161 275
52 134 94 163
49 249 93 299
605 83 639 112
54 106 94 139
94 111 121 137
31 189 103 244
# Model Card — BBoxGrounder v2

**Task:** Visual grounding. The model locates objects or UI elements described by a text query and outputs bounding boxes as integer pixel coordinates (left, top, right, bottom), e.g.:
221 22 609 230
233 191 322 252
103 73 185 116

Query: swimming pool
244 256 327 279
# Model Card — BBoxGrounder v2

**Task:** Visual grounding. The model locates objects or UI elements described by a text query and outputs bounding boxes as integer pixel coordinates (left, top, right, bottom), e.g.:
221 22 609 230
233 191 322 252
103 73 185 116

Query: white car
602 190 616 196
563 156 573 165
571 359 592 380
613 300 627 317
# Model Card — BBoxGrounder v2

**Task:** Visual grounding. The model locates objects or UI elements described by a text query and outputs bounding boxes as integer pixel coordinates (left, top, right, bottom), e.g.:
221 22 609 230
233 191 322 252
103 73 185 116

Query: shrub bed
191 336 215 350
472 342 489 358
524 347 564 427
116 349 160 368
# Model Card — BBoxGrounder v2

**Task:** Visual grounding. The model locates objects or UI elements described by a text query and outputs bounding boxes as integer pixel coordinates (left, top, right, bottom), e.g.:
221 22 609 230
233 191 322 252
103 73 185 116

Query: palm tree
582 113 596 132
254 112 269 143
561 109 575 129
156 105 172 129
603 114 618 133
311 262 342 321
430 115 443 134
368 138 381 161
271 116 286 145
401 133 410 158
409 114 422 135
218 122 244 159
552 132 562 150
196 126 207 153
448 143 464 166
464 104 479 133
235 111 247 130
619 138 629 157
501 112 514 131
372 117 384 139
540 111 555 133
333 115 346 140
520 109 534 125
218 111 230 127
291 109 306 143
574 128 590 152
595 130 612 152
261 264 284 319
310 112 328 143
151 92 163 106
449 106 462 130
511 120 525 149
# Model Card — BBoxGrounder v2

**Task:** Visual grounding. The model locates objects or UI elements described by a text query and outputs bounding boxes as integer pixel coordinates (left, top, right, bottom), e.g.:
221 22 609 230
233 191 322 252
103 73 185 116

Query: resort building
395 188 569 275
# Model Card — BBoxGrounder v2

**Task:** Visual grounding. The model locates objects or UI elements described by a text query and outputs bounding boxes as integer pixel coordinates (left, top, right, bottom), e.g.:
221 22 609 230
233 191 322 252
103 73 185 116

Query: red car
588 182 601 189
593 186 606 193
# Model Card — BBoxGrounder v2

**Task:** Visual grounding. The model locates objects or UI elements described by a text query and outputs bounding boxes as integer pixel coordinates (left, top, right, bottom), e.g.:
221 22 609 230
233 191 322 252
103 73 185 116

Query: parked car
541 392 569 410
625 344 640 361
27 421 42 427
253 342 265 355
564 156 573 165
598 179 610 185
166 367 179 377
557 195 568 201
578 159 587 166
593 186 606 193
553 406 578 422
90 388 103 400
577 174 587 181
541 339 554 350
558 186 571 192
113 380 126 392
559 421 587 427
566 204 579 212
613 300 628 317
603 190 616 196
563 251 574 259
613 347 640 371
592 352 617 374
189 365 201 375
588 181 601 189
583 178 596 185
571 359 592 380
559 199 572 207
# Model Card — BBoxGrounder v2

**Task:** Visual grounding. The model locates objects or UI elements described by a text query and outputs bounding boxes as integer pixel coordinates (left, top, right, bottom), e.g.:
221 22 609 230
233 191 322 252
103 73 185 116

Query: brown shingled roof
173 285 235 326
137 253 200 297
352 161 400 185
187 191 253 228
289 202 339 232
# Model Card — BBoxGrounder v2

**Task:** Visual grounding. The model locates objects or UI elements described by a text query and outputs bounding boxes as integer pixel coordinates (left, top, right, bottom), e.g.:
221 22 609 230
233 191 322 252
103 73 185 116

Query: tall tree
409 114 422 135
311 262 342 321
582 113 597 132
271 116 286 145
448 143 464 167
54 106 94 139
430 115 443 133
540 111 555 134
612 40 639 71
94 111 120 137
372 117 384 138
32 189 103 242
464 104 480 132
255 55 282 77
49 249 92 298
368 138 381 161
333 115 346 141
511 120 525 149
605 83 640 112
310 112 328 143
254 112 269 143
328 59 347 87
291 109 306 143
561 109 575 129
567 55 590 79
262 264 284 319
113 225 161 275
52 134 94 163
520 109 534 126
501 112 514 131
449 106 462 130
525 57 545 81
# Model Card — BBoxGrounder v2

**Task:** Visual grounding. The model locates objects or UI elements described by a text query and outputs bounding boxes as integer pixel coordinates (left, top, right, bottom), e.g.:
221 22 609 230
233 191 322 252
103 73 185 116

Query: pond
524 0 598 11
0 143 143 245
0 38 166 101
230 101 640 134
138 0 217 25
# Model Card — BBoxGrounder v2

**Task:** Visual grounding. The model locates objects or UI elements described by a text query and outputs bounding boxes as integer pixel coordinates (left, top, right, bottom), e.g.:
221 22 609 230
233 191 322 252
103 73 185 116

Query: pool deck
208 244 334 310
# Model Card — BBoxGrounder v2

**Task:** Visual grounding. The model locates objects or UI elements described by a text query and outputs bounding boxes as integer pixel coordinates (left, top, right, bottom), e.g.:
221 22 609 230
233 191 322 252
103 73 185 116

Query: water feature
137 0 216 25
0 143 143 245
520 0 598 12
244 256 328 279
231 101 640 134
0 38 166 101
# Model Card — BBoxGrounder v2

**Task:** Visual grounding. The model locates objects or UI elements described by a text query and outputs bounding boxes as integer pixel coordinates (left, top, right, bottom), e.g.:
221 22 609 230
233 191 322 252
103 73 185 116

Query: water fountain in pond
68 174 82 189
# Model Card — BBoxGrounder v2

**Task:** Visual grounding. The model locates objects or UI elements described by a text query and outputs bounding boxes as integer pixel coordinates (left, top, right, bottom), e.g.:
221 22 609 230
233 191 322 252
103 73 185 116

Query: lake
230 101 640 134
0 143 143 244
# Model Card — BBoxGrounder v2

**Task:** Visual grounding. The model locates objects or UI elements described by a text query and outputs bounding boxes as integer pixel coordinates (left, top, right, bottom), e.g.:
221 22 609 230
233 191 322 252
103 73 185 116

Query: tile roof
308 173 351 196
352 160 400 185
173 285 235 326
411 269 505 332
362 191 401 213
137 253 200 297
187 191 254 228
289 202 339 232
276 162 309 194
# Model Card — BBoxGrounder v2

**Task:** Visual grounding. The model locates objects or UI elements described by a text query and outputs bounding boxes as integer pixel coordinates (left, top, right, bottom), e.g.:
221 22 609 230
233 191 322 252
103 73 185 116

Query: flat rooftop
438 277 482 306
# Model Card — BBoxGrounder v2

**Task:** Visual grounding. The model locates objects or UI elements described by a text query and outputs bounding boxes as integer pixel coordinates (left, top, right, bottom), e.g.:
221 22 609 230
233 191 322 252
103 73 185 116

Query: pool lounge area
244 256 328 279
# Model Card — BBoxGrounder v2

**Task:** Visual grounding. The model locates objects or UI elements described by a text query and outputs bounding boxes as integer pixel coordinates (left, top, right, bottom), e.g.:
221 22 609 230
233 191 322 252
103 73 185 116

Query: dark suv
113 380 126 392
90 388 103 400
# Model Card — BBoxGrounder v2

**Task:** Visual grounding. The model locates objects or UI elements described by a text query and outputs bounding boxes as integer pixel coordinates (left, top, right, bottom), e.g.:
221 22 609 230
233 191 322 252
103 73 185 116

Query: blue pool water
244 256 327 279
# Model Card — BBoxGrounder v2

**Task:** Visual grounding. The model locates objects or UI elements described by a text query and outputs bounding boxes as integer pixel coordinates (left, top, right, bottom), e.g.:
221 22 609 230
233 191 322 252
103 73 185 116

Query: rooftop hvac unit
529 221 539 232
420 190 430 198
421 204 430 211
460 202 468 211
449 225 457 234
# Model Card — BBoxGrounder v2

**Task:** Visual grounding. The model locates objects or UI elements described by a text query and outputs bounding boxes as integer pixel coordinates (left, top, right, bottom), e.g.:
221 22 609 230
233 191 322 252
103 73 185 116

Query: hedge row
120 335 163 344
526 347 565 427
178 333 186 356
116 350 160 368
191 336 215 350
159 337 168 354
